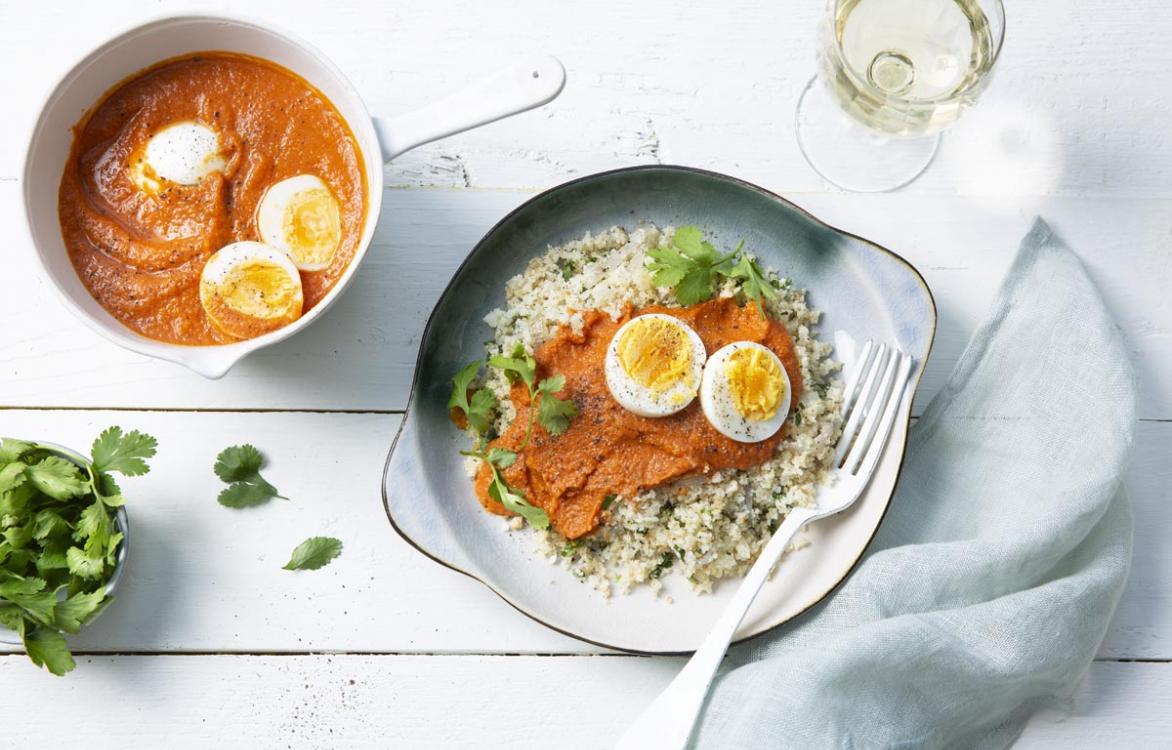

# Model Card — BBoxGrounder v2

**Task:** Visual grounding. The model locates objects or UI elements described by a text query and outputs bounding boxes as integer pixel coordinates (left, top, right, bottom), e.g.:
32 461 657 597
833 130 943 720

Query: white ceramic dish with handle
22 13 565 378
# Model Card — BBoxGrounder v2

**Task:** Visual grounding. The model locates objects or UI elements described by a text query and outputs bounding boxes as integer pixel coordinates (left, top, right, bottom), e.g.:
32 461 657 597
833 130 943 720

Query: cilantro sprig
449 349 579 530
448 360 498 435
0 427 157 675
647 227 779 314
214 444 286 507
488 345 578 450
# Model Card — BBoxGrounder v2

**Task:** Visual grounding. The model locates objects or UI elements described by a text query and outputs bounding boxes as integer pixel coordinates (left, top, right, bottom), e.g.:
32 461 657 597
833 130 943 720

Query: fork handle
612 506 819 750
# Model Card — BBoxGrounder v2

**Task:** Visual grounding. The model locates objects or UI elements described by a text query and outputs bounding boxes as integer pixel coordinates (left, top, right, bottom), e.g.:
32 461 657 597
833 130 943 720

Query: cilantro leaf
487 473 549 529
448 360 483 414
3 524 33 550
0 603 22 631
485 448 517 469
217 479 281 508
34 547 69 577
536 374 566 395
645 245 691 288
448 361 499 438
31 509 70 542
214 445 263 483
26 457 86 500
23 625 75 676
671 225 705 256
213 445 285 507
647 227 737 306
537 393 578 436
75 501 111 547
466 388 499 436
66 547 104 580
55 589 108 634
283 536 343 571
92 471 124 507
90 426 157 477
0 460 28 492
104 532 124 566
0 439 34 464
0 578 57 628
0 576 47 598
673 267 721 307
0 482 35 517
489 346 537 388
726 247 778 315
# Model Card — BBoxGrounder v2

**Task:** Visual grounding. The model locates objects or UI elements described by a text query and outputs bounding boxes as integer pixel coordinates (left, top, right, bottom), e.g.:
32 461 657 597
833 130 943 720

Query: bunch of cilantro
647 225 779 314
449 345 578 529
0 427 156 675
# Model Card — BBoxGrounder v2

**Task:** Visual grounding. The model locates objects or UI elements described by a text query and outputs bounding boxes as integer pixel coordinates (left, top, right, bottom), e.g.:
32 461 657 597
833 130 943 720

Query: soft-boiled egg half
256 175 342 271
700 341 791 443
199 241 304 340
131 121 226 193
605 314 707 417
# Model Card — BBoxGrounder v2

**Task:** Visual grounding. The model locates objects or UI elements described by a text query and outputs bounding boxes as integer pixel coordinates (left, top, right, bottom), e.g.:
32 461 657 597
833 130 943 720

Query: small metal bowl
0 443 129 645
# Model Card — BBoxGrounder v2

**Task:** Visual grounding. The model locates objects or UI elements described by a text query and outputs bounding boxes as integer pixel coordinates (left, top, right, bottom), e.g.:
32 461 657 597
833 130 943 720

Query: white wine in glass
796 0 1005 191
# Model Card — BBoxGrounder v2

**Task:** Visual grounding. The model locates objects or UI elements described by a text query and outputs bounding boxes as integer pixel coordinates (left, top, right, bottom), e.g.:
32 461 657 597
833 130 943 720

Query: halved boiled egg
604 313 706 417
256 175 342 271
131 121 226 192
700 341 791 443
199 241 304 340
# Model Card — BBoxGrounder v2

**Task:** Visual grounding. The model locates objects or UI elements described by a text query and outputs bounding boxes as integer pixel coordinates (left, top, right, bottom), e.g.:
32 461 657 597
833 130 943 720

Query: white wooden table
3 1 1169 746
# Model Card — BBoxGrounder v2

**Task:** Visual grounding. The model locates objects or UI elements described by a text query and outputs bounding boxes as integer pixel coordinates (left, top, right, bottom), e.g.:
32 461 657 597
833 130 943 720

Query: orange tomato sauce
57 52 366 345
475 297 804 539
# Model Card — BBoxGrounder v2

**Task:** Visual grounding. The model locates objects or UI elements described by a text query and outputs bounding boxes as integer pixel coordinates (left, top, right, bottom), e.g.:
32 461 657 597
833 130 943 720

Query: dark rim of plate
381 164 937 656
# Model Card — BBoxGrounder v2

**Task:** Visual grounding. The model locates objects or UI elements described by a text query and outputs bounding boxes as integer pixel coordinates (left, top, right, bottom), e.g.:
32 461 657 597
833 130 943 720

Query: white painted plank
0 410 1166 660
0 410 591 654
3 0 1172 198
4 185 1171 418
0 653 1164 748
1102 421 1172 660
1017 662 1172 748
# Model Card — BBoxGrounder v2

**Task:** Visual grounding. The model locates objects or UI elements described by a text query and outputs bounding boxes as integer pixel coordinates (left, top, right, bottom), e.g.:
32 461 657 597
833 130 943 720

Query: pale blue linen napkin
693 219 1136 749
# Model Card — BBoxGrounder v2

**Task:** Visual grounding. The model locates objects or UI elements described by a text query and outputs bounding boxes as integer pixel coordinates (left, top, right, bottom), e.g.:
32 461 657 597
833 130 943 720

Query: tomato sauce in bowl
57 52 367 345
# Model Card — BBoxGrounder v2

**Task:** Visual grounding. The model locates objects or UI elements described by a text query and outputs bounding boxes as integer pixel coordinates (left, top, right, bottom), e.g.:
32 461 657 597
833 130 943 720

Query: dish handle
373 54 565 162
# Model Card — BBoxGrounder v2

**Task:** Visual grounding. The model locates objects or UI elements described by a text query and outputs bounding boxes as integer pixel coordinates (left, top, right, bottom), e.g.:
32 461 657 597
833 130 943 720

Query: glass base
795 76 940 193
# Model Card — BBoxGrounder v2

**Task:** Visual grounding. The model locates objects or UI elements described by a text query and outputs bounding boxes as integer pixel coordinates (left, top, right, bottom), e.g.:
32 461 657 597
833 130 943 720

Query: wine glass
795 0 1006 192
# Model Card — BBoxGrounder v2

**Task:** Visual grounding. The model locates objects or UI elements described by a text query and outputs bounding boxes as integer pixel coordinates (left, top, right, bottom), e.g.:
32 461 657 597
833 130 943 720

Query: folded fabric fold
693 218 1136 750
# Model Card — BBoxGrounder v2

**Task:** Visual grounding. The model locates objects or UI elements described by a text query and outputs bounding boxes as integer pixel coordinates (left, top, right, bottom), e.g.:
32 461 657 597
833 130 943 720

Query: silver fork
613 341 916 750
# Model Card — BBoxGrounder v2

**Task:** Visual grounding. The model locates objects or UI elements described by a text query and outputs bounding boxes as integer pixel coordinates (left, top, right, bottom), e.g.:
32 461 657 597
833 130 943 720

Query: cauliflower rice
467 224 843 597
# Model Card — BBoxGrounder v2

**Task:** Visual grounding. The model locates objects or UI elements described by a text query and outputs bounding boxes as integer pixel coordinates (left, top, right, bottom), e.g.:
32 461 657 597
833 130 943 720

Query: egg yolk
281 187 341 267
617 317 692 392
726 347 784 420
213 260 301 320
129 157 163 195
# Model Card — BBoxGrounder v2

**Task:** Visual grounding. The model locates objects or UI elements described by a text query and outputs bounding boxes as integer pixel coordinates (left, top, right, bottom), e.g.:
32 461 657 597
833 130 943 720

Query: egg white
700 341 791 443
255 174 342 271
132 121 226 191
604 313 706 418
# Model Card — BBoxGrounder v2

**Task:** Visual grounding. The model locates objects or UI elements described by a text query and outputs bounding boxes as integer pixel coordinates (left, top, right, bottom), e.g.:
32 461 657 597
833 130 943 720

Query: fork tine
847 353 915 476
843 350 900 474
834 344 889 466
839 340 876 419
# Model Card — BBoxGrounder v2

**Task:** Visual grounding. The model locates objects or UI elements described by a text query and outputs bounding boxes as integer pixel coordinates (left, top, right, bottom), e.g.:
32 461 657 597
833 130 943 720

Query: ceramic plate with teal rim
383 166 935 654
